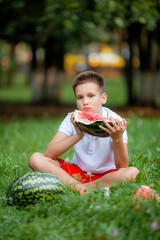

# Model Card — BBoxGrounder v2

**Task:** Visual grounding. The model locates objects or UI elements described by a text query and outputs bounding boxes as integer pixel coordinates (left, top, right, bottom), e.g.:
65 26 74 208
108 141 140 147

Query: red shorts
58 159 117 184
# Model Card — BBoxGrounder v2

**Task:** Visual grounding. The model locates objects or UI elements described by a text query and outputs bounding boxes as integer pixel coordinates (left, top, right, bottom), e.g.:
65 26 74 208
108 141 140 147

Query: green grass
0 72 32 103
0 74 128 106
1 73 160 107
0 86 32 102
0 116 160 240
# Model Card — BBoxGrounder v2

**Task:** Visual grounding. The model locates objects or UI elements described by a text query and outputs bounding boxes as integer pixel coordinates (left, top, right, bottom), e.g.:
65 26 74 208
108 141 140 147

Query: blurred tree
0 0 45 97
38 0 97 103
0 0 97 103
95 0 160 106
0 0 159 106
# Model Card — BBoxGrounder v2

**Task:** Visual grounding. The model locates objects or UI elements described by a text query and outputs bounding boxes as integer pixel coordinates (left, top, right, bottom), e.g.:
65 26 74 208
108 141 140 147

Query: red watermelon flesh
74 110 112 137
133 186 159 201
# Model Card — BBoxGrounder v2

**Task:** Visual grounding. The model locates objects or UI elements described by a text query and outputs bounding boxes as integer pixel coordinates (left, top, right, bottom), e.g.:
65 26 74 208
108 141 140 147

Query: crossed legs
29 152 140 191
29 152 84 191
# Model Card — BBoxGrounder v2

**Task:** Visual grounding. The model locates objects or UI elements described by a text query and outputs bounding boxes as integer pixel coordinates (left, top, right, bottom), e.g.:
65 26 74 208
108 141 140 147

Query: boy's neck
95 106 103 115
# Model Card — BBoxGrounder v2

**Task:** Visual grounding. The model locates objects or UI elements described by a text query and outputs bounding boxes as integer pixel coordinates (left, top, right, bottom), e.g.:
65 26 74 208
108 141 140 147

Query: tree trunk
30 44 44 103
30 38 66 104
7 43 16 87
138 29 159 107
0 42 2 87
123 24 137 106
40 37 65 104
124 25 136 105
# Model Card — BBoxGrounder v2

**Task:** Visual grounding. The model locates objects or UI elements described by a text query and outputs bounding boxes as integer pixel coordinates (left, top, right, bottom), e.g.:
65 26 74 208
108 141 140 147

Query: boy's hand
100 118 127 143
71 112 84 139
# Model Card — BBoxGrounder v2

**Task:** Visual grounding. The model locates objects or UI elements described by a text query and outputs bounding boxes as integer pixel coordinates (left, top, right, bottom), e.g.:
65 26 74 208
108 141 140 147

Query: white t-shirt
58 107 128 174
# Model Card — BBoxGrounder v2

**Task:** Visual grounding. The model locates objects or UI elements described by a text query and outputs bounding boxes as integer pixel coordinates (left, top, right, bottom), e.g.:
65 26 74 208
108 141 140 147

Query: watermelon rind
6 171 66 206
74 110 112 137
77 121 112 137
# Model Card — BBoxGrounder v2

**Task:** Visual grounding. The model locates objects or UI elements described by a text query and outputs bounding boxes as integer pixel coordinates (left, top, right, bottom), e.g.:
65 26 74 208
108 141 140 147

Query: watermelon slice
74 110 112 137
133 186 159 201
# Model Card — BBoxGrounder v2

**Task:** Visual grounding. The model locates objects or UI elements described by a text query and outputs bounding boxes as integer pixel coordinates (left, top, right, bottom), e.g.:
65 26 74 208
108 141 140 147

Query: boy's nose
83 98 89 105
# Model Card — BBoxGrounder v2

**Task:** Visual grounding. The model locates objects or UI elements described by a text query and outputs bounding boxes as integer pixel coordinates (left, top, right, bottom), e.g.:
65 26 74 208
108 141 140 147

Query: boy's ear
101 93 107 104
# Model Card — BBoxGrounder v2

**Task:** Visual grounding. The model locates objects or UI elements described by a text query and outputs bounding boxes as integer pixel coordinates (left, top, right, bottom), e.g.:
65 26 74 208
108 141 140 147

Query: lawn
0 74 128 107
0 72 32 103
0 116 160 240
1 72 160 107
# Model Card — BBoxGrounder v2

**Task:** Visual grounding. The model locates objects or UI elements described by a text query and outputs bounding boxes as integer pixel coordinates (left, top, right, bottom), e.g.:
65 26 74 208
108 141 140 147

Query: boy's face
75 82 107 115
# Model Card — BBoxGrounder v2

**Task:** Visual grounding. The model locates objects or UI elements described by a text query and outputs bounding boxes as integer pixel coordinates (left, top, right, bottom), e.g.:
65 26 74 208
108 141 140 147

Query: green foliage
0 0 159 48
0 0 98 50
95 0 160 31
0 0 159 106
0 0 44 42
43 0 96 47
0 116 160 239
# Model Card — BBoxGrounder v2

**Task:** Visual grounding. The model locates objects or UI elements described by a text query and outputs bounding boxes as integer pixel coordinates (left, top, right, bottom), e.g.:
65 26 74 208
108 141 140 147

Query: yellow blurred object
64 44 127 75
100 45 114 53
88 44 126 68
64 54 86 70
88 53 100 67
88 52 125 68
132 57 140 68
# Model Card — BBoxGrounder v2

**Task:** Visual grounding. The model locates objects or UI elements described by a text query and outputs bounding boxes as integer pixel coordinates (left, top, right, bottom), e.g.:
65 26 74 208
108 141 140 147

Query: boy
29 71 139 193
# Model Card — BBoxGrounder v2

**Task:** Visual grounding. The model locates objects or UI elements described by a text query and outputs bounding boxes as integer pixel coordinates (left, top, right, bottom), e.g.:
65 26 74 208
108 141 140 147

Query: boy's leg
84 167 140 189
29 152 87 192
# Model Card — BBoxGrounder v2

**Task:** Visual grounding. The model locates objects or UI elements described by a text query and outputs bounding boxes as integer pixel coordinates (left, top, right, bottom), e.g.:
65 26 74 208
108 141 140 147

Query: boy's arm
99 118 129 169
112 142 128 169
45 112 83 159
45 131 83 159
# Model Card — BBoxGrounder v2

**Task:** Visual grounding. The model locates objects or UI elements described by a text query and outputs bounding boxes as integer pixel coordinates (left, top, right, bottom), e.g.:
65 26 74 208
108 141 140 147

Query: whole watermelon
74 110 113 137
6 172 66 206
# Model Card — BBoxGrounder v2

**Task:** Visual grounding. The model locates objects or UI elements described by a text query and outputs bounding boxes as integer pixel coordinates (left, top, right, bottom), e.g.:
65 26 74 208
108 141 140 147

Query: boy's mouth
83 108 92 111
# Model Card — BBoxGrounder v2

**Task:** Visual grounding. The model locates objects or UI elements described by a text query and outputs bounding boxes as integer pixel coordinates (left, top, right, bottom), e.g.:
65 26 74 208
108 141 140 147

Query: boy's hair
72 71 106 94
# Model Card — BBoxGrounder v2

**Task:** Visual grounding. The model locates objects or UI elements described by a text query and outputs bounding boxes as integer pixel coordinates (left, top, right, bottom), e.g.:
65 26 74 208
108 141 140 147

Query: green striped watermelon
74 110 113 137
6 172 66 206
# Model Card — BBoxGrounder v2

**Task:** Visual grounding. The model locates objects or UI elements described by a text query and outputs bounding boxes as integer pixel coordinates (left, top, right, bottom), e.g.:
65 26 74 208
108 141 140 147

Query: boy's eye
89 95 94 98
77 96 82 100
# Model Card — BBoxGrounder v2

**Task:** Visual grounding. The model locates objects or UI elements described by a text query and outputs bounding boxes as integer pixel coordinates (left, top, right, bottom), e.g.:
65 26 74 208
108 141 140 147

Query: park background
0 1 160 240
0 0 160 117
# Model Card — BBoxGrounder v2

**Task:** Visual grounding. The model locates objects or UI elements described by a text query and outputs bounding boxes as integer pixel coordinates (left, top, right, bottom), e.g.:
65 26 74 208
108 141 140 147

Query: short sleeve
58 113 75 137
